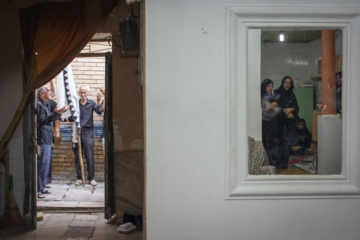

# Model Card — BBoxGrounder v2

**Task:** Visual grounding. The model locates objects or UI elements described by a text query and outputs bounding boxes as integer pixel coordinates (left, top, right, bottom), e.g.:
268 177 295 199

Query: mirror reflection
248 29 343 176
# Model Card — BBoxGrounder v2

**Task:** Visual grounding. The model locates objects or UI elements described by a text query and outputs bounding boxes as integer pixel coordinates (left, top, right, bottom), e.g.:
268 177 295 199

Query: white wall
0 1 25 215
145 1 360 240
262 32 344 107
248 30 262 141
262 42 311 88
261 31 343 106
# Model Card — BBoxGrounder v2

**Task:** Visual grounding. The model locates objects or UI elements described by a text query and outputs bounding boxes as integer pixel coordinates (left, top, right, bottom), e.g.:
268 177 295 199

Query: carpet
289 151 317 174
293 163 318 174
66 226 95 238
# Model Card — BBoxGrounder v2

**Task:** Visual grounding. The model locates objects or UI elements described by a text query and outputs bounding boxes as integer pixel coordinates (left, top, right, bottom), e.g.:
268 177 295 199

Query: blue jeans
38 144 52 192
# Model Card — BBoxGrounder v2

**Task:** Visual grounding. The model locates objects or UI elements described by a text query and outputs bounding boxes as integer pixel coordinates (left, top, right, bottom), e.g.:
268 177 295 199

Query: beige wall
106 0 144 221
111 0 143 152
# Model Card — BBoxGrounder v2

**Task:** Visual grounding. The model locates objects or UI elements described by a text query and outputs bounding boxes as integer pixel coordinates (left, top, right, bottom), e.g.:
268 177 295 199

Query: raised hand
96 92 102 102
100 87 105 95
55 104 70 114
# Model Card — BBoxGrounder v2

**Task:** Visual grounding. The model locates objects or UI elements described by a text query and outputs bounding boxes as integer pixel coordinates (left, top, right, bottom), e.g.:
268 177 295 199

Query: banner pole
77 131 85 186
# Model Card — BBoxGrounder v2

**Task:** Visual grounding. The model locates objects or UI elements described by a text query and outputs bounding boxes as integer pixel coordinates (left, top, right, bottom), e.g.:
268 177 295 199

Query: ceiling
14 0 70 8
261 29 342 43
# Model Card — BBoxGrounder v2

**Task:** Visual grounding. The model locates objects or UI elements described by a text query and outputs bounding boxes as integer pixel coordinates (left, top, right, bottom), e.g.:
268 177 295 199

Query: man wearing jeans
73 85 103 186
37 85 67 198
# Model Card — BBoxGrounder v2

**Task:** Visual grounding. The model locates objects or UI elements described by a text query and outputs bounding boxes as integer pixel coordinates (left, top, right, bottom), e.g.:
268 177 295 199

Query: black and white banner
56 64 80 142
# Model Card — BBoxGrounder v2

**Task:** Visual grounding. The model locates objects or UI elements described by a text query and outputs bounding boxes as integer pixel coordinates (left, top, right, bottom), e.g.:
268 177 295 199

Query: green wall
294 87 314 133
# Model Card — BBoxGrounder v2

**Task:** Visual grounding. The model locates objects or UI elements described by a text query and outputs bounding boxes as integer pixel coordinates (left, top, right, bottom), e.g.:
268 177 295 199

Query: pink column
321 30 336 115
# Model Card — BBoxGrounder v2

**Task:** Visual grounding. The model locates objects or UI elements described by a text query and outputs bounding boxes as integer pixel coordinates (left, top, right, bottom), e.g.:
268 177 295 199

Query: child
289 118 312 155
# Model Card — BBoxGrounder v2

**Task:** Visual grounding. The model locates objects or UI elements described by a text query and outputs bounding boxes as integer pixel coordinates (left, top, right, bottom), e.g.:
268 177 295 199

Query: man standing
73 85 103 186
37 85 67 198
46 79 59 184
100 87 105 155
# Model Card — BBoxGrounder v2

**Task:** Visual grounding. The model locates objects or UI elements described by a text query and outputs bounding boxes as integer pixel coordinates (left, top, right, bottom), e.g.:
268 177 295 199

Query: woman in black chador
289 118 312 155
261 79 282 167
335 71 342 114
274 76 299 169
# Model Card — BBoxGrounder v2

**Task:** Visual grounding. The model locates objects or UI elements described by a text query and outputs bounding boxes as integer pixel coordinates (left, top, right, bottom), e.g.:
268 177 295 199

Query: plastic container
117 222 136 234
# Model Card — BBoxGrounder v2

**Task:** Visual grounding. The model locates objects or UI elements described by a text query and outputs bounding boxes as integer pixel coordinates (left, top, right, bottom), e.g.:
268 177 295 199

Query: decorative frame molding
225 5 360 199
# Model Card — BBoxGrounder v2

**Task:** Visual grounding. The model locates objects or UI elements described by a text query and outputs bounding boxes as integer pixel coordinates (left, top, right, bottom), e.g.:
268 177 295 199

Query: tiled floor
36 179 105 211
0 180 143 239
0 212 142 239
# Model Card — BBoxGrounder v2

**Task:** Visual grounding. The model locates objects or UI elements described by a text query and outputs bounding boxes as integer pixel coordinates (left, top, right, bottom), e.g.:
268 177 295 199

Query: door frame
104 52 115 219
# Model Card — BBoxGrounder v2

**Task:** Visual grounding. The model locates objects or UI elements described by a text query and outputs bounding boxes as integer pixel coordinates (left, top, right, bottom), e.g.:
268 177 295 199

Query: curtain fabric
0 0 119 159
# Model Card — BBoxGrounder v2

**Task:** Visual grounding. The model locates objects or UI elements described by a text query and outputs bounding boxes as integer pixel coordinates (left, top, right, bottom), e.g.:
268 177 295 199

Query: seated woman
261 78 281 167
274 76 299 169
289 118 312 155
248 136 277 175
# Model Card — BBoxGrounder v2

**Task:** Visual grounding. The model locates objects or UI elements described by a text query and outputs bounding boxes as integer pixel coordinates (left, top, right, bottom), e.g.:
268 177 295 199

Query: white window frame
225 5 360 199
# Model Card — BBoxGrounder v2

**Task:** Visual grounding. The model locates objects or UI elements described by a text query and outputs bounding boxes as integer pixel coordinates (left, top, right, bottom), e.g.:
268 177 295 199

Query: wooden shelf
310 74 321 81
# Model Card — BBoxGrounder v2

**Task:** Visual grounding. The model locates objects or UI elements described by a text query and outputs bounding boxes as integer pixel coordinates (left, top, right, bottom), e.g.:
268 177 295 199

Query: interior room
257 29 343 175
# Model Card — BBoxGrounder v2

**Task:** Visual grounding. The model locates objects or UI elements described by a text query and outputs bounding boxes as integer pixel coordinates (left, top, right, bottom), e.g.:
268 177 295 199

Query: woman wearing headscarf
274 76 299 168
335 71 342 114
261 78 281 167
289 118 312 155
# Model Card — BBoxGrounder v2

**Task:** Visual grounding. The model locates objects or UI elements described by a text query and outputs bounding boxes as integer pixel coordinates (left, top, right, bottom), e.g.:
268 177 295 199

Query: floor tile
63 189 92 201
0 180 142 239
73 214 99 221
77 202 104 208
46 213 76 222
90 190 105 202
69 220 95 227
37 201 79 208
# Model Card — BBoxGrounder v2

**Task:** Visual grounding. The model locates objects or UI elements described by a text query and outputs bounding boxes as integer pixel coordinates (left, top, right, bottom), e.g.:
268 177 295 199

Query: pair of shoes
75 179 82 186
44 184 51 188
90 180 97 186
136 215 143 231
41 189 51 194
37 193 45 199
46 178 52 184
123 213 137 225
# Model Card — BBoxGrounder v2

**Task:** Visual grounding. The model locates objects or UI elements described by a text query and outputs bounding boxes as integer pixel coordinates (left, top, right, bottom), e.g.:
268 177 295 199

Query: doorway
34 40 114 217
24 0 144 233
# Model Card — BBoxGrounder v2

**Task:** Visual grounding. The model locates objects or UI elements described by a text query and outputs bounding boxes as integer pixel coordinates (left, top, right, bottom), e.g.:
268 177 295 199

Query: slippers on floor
37 194 45 199
44 184 51 188
41 190 51 194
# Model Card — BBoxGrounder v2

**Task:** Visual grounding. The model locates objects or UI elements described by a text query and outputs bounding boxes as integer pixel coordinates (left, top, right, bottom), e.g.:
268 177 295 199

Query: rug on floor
66 226 95 238
293 163 317 174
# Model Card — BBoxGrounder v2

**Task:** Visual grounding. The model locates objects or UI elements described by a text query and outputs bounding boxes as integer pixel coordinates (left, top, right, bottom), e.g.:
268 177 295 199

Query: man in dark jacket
37 85 68 198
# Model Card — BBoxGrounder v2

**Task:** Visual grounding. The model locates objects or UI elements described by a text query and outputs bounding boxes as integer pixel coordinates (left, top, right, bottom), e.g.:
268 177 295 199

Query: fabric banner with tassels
56 64 80 143
56 64 86 185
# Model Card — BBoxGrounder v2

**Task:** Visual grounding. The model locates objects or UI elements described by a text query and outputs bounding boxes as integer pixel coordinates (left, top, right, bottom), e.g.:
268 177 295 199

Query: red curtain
0 0 119 158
